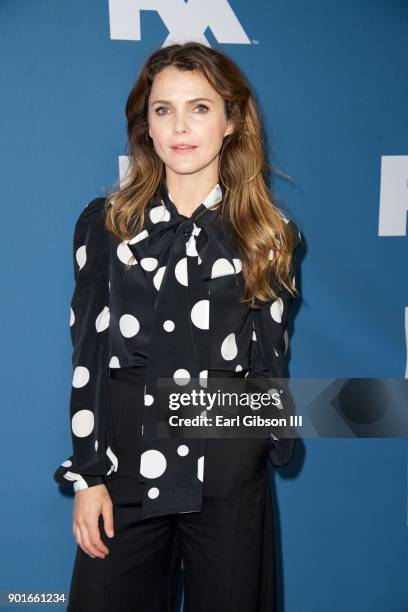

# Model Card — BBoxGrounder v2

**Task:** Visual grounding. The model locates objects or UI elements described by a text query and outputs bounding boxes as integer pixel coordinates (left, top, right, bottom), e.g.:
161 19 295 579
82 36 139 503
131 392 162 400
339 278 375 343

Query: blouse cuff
53 454 107 491
73 475 106 492
244 372 297 467
268 437 296 467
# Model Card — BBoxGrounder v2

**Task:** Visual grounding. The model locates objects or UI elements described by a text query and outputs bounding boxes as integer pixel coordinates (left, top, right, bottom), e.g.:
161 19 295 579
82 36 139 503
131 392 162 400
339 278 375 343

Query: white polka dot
70 307 75 327
95 440 98 451
174 369 190 385
233 258 242 273
267 388 283 408
106 446 119 475
148 487 160 499
117 241 137 265
153 266 166 290
197 456 204 482
191 299 209 330
72 366 90 388
220 333 238 361
211 258 235 279
144 393 154 406
61 459 72 467
235 364 243 371
140 450 167 479
175 257 188 286
284 329 289 354
199 370 208 388
119 314 140 337
109 355 120 368
186 231 199 257
163 320 175 332
252 330 257 341
76 244 86 270
65 472 88 491
128 229 148 245
140 257 158 271
150 205 170 224
270 298 283 323
71 409 94 437
96 306 110 332
177 445 189 456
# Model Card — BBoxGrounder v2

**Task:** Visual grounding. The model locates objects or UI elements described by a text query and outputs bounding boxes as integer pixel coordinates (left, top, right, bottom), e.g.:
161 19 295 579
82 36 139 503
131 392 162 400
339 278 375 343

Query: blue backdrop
1 1 407 610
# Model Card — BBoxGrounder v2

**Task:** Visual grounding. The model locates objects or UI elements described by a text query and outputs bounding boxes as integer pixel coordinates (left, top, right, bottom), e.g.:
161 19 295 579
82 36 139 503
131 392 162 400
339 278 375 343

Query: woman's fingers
78 519 109 558
73 523 95 559
101 500 115 539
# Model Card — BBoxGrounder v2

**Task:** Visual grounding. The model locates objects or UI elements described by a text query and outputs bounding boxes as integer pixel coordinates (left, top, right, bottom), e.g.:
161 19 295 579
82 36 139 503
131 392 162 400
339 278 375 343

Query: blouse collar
160 181 223 220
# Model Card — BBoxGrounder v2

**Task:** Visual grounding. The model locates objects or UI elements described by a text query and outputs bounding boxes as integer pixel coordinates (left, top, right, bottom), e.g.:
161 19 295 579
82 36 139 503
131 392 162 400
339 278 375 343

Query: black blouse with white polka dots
53 182 301 519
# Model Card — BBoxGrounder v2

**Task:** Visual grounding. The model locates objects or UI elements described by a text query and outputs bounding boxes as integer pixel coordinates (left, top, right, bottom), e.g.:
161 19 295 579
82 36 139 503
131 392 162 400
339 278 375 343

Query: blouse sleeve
248 219 302 467
53 197 112 492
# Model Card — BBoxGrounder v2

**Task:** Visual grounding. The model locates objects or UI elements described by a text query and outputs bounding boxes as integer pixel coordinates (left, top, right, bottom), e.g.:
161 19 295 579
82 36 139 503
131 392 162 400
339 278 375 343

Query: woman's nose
174 112 189 133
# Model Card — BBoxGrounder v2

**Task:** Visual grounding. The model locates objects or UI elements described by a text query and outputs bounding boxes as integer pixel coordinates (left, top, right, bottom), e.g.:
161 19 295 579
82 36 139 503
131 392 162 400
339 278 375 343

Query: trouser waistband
109 365 248 385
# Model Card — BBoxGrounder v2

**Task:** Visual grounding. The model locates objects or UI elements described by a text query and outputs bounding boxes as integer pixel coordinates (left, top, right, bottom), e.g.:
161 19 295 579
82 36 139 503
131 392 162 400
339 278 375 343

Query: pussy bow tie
126 182 242 520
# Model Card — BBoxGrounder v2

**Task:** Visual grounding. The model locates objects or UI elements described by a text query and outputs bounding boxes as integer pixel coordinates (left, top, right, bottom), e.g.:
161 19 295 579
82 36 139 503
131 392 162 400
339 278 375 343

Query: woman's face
147 66 234 177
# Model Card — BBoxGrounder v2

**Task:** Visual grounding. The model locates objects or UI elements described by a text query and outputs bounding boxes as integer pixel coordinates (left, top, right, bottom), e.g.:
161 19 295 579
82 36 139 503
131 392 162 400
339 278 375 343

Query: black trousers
67 370 277 612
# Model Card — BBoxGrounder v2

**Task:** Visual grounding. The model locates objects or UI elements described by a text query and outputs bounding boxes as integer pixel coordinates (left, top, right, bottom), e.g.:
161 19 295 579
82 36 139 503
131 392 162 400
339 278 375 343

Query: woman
54 41 301 612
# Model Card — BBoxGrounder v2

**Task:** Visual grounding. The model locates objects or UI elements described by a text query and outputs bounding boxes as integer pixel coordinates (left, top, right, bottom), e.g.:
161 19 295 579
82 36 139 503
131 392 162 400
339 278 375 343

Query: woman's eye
194 104 209 113
154 104 209 115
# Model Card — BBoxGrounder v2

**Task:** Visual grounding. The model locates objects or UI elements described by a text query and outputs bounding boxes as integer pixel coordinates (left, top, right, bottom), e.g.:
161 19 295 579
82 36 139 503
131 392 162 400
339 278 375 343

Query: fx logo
108 0 251 47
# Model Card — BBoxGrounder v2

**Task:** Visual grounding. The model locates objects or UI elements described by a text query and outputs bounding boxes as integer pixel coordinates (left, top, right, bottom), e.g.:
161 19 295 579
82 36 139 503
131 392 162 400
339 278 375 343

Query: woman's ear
224 118 235 138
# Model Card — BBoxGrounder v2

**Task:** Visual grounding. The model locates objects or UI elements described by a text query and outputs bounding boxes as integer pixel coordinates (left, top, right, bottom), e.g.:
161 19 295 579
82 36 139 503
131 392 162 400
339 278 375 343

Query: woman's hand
72 484 114 559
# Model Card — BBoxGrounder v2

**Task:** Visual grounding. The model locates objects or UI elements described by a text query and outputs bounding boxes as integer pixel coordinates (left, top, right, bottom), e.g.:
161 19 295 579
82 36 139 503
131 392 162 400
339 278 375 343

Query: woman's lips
171 145 197 155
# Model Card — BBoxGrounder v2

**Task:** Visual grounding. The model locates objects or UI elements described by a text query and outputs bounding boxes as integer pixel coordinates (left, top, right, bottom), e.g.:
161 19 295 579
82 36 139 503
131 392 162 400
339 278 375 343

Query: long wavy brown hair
103 41 300 309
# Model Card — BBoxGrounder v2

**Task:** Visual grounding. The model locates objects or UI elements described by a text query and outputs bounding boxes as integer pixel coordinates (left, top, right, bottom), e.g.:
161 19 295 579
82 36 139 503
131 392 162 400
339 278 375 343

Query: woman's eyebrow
150 97 214 105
